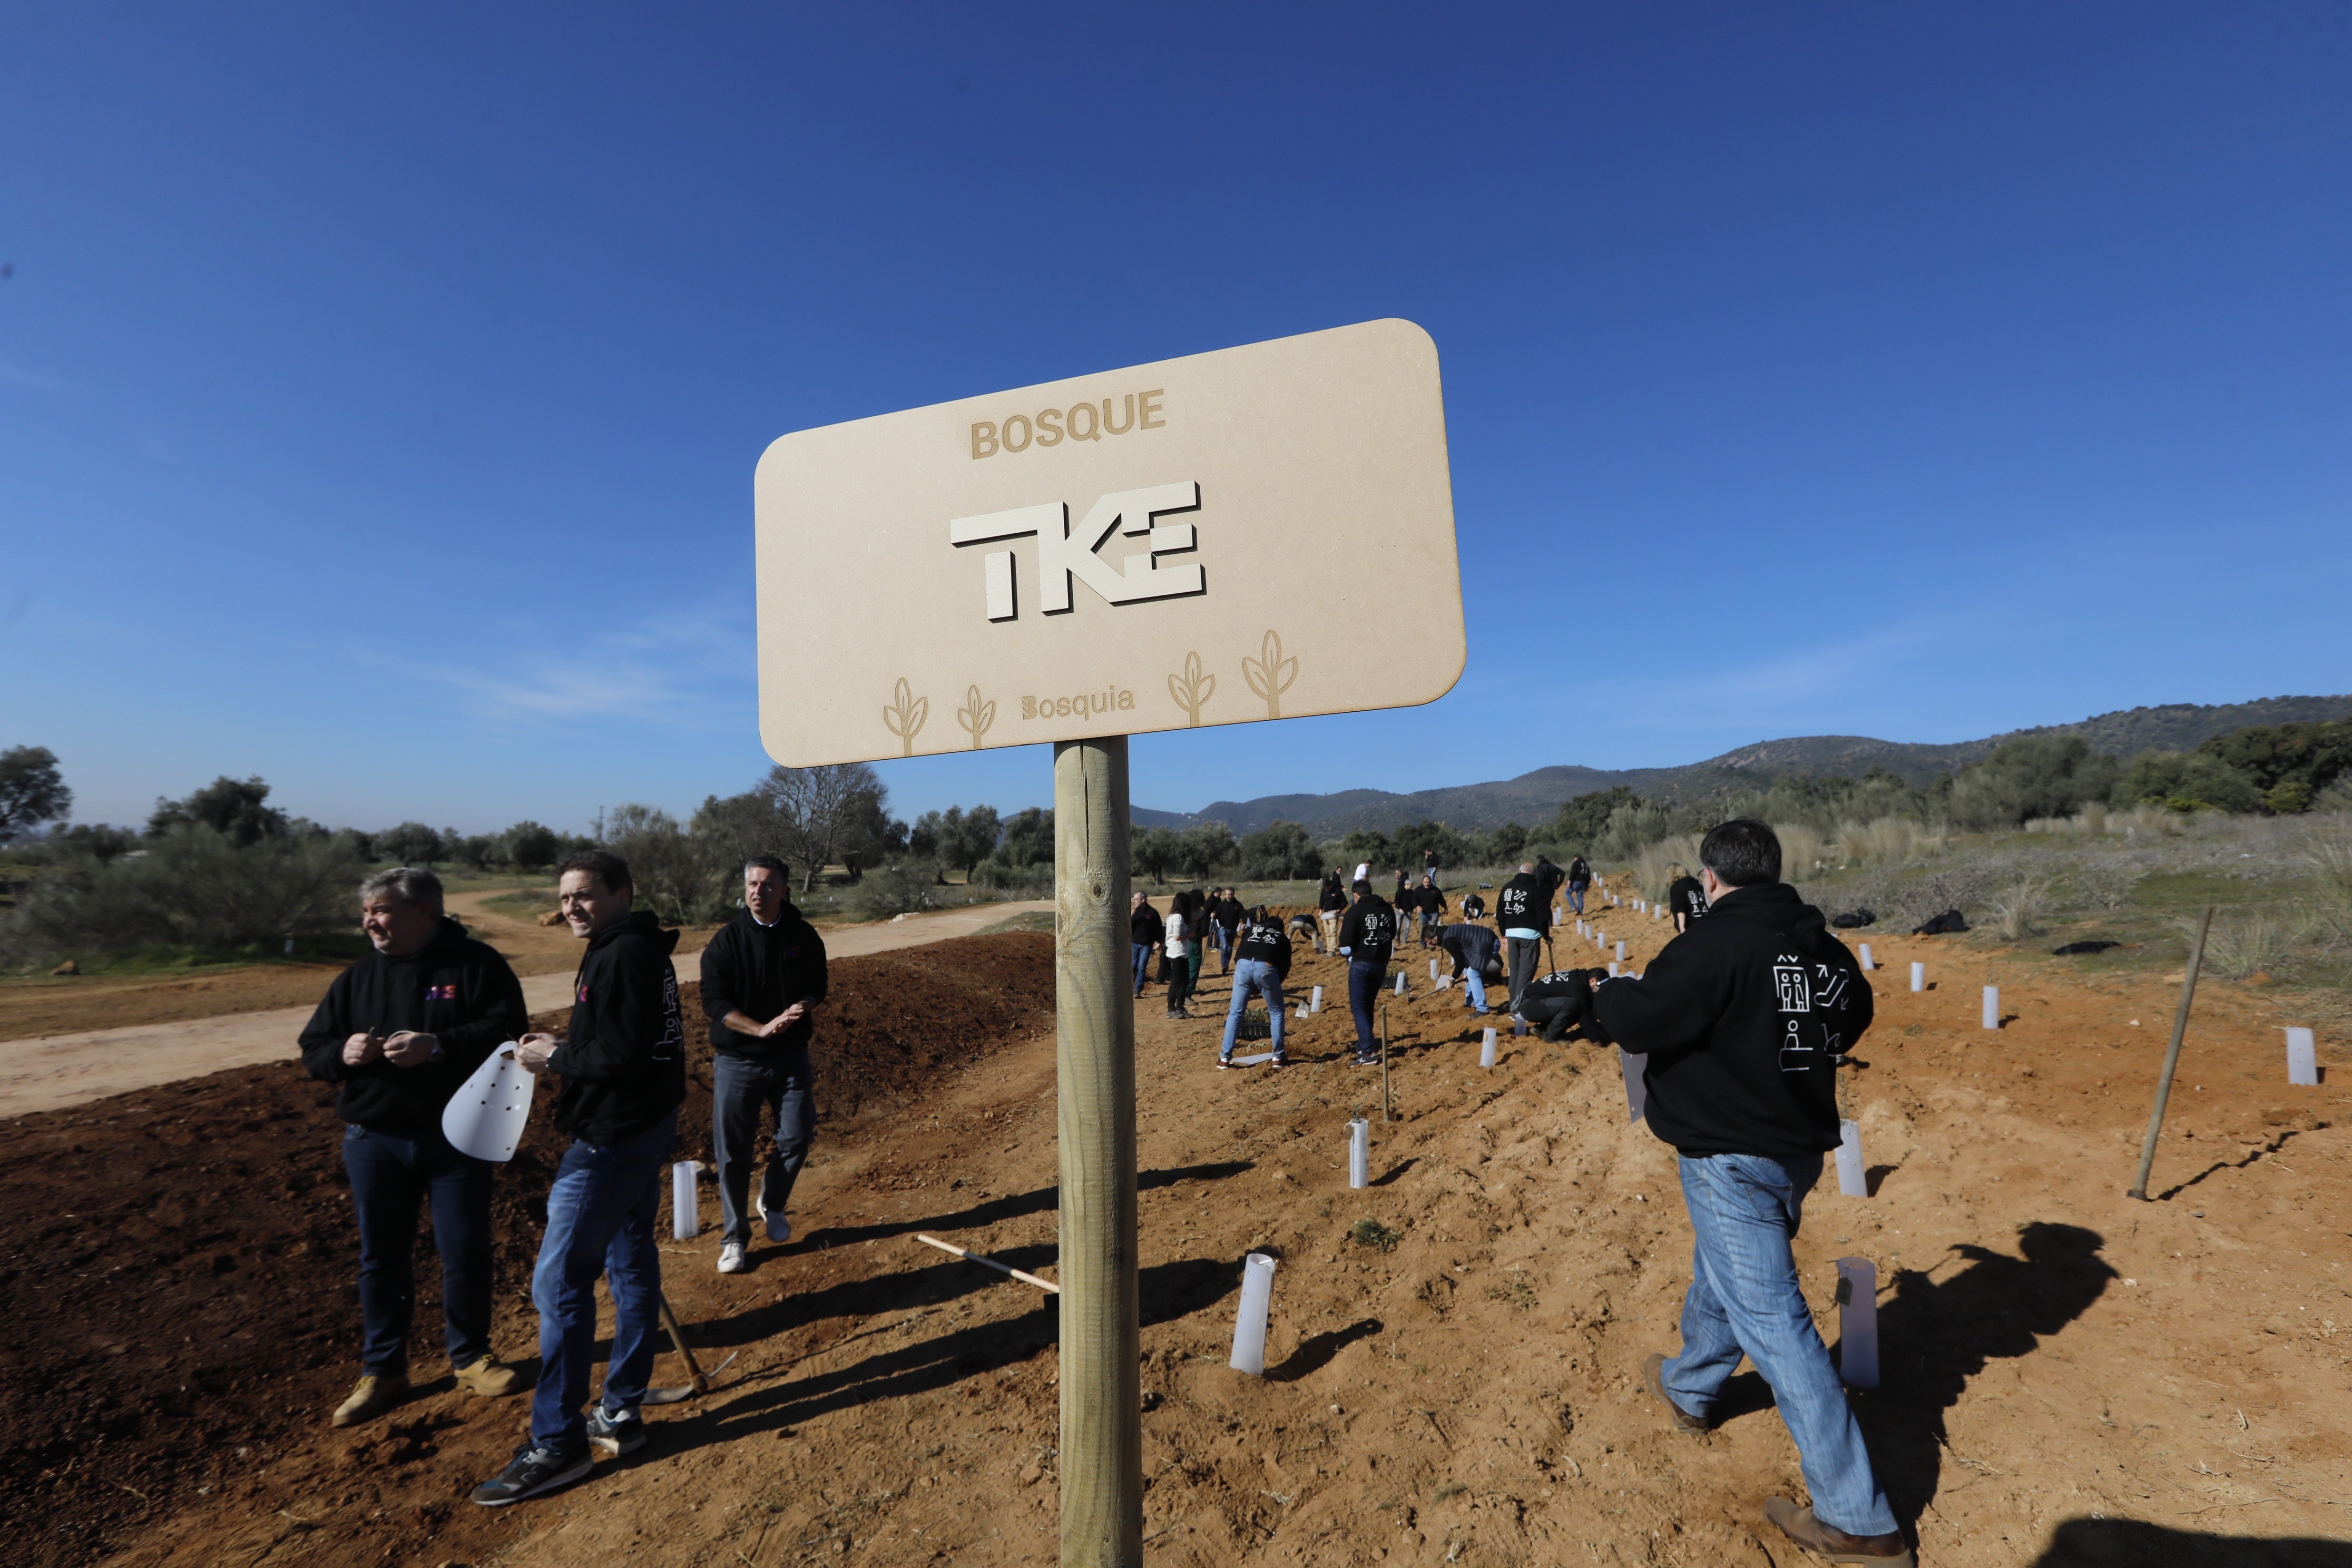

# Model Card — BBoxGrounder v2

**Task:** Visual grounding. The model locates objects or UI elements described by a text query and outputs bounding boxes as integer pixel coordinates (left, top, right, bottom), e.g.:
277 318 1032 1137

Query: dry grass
2196 910 2290 980
1626 835 1702 901
2303 832 2352 943
1773 823 1828 881
1989 876 2055 940
1831 816 1946 866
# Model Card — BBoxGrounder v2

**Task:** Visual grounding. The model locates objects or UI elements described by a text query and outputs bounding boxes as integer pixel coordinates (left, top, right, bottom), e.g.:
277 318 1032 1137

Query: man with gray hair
299 866 530 1428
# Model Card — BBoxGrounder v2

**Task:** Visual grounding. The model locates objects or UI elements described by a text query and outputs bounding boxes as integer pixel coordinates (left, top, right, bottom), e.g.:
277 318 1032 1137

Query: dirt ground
10 899 2351 1567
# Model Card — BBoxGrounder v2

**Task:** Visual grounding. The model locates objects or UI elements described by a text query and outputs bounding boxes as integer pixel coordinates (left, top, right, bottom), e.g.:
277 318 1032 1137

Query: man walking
1336 878 1397 1066
300 867 527 1428
1565 853 1592 916
1592 820 1906 1564
1415 874 1447 947
473 850 686 1505
700 856 828 1275
1494 860 1550 1016
1316 870 1347 954
1217 906 1293 1069
1437 919 1502 1015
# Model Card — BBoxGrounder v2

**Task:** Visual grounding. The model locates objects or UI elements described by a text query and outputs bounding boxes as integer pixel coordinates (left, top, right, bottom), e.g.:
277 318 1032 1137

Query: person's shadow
1847 1222 2116 1523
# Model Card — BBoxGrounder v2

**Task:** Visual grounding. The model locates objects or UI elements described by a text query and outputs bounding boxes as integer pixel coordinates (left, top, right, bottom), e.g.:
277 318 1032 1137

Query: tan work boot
454 1356 522 1397
331 1372 409 1427
1762 1498 1915 1565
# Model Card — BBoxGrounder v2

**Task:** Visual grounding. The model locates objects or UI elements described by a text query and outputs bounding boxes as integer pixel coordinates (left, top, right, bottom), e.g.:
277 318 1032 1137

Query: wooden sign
753 319 1463 767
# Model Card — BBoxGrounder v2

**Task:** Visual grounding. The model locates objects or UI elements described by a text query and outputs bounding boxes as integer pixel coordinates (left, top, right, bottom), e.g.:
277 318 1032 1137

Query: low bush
2 827 369 963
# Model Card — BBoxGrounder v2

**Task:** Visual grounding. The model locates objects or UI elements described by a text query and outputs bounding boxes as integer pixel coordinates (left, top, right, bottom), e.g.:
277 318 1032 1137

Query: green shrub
3 826 368 962
1349 1218 1400 1252
2111 751 2264 815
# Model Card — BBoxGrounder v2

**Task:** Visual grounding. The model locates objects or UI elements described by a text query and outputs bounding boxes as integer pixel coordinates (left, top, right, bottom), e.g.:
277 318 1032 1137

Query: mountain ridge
1128 694 2352 836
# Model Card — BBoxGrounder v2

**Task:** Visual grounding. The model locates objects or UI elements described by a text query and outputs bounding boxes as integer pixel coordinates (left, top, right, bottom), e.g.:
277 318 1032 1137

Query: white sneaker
717 1241 746 1274
763 1211 792 1244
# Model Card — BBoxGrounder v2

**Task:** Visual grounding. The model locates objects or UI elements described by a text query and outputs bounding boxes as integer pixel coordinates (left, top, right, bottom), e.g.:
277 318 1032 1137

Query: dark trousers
1132 942 1152 995
530 1111 676 1449
712 1051 814 1246
341 1122 495 1376
1347 959 1387 1056
1505 936 1544 1013
1164 949 1193 1013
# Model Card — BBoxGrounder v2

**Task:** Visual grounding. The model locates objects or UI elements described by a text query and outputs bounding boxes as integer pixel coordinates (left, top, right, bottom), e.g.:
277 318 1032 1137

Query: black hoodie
1232 915 1293 980
549 910 687 1144
700 905 829 1060
1337 894 1397 967
298 917 528 1135
1592 882 1871 1160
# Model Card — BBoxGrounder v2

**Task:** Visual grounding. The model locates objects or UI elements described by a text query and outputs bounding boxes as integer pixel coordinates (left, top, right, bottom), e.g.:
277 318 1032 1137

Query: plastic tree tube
1347 1119 1370 1189
1836 1258 1879 1387
1859 943 1875 970
2286 1027 2318 1085
1229 1253 1278 1376
1910 962 1926 993
1835 1120 1867 1196
1311 985 1324 1013
671 1161 700 1241
1983 986 2000 1030
1479 1029 1497 1068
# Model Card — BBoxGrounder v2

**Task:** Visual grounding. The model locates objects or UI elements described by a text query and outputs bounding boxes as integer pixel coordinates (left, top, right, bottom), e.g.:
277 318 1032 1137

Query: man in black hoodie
1494 861 1551 1016
1217 906 1293 1069
1592 821 1906 1564
701 856 828 1274
473 850 686 1507
1336 879 1397 1066
299 867 528 1428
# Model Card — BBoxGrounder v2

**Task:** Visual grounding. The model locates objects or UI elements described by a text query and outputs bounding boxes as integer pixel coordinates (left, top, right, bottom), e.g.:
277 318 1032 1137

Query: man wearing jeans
299 867 527 1427
1594 820 1907 1565
1437 920 1501 1015
1216 907 1292 1069
1495 861 1549 1016
1335 879 1397 1066
701 856 828 1274
1130 893 1164 996
474 849 687 1506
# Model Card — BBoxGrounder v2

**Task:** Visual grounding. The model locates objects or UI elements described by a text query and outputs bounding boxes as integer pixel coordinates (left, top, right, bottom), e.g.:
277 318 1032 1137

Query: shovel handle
656 1293 709 1392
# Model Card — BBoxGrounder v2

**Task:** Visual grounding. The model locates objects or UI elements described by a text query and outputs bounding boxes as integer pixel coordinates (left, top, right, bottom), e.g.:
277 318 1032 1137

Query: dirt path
0 900 1048 1120
76 896 2352 1568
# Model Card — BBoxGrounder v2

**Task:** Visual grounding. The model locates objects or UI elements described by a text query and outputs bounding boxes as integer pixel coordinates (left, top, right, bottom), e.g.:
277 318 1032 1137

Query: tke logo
948 482 1203 622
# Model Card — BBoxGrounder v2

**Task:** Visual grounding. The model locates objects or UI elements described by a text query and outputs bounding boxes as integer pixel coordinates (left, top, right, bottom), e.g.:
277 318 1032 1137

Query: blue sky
5 4 2347 836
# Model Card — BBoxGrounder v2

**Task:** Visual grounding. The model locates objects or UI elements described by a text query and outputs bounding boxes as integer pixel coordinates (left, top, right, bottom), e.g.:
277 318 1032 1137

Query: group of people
301 851 829 1506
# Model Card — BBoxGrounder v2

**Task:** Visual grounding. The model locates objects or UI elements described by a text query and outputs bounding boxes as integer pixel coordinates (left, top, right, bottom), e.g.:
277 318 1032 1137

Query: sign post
754 319 1463 1567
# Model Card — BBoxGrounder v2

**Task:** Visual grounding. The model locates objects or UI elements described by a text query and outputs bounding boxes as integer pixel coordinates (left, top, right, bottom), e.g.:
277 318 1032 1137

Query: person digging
298 866 529 1428
1592 819 1909 1566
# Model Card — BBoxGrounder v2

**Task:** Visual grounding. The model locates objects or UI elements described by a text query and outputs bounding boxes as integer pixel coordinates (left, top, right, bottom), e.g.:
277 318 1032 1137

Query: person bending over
473 850 685 1506
1592 820 1906 1565
1665 862 1708 933
1218 907 1293 1069
1437 920 1503 1015
1336 879 1397 1066
300 867 527 1429
701 856 827 1275
1316 870 1347 953
1517 968 1611 1042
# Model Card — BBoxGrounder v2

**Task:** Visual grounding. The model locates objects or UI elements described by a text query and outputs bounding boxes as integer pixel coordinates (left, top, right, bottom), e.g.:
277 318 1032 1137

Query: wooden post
2128 905 2213 1201
1053 737 1141 1567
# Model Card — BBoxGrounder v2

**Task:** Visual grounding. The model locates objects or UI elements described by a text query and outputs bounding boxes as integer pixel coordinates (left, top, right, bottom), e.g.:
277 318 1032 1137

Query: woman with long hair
1162 890 1194 1018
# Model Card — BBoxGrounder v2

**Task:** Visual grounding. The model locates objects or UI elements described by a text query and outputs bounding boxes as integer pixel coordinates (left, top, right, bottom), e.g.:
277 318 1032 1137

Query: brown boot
331 1371 409 1427
1762 1498 1914 1566
1643 1353 1709 1435
454 1356 522 1397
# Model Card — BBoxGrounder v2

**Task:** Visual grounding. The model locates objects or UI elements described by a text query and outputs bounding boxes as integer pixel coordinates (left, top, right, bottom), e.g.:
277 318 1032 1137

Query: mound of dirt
0 933 1051 1568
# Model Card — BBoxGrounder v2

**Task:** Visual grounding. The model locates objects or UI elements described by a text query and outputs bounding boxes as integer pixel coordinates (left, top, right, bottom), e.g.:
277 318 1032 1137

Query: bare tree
758 763 888 894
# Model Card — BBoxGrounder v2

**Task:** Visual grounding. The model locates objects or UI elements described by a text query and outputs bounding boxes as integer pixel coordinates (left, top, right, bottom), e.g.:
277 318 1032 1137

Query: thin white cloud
368 605 757 729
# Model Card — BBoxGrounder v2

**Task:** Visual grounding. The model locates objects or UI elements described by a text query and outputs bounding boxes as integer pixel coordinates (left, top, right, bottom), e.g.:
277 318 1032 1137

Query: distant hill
1129 694 2352 836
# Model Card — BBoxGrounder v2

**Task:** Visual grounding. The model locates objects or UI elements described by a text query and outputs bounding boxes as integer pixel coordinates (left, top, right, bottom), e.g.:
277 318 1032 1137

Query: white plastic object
1479 1028 1497 1067
440 1044 535 1163
1859 943 1875 970
1909 962 1925 993
1298 1002 1311 1020
1619 1048 1648 1121
1347 1119 1370 1189
1982 985 2000 1030
1310 985 1324 1013
1394 972 1406 995
1230 1052 1276 1067
1513 1016 1527 1036
1835 1119 1867 1195
2286 1026 2318 1085
671 1160 701 1240
1429 957 1440 981
1229 1252 1278 1376
1615 940 1625 962
1836 1257 1879 1388
1436 974 1451 991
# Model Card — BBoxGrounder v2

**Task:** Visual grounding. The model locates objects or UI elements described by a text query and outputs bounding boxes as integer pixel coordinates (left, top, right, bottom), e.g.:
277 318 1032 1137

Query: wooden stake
1380 1006 1393 1121
2128 905 2213 1201
915 1233 1061 1293
1054 738 1140 1567
654 1293 709 1394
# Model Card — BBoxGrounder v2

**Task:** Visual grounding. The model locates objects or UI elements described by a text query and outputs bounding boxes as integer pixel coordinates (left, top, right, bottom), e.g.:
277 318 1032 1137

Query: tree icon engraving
1168 652 1215 728
1241 630 1299 720
956 684 995 750
883 678 929 756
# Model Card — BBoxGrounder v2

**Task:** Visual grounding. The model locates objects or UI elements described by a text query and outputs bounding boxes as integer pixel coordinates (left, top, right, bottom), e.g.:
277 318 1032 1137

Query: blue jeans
1568 884 1587 915
1218 958 1288 1060
341 1122 494 1375
1347 960 1386 1056
1459 965 1489 1013
1660 1153 1897 1537
1132 942 1152 995
712 1052 813 1247
530 1111 677 1451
